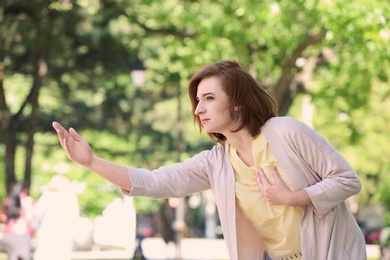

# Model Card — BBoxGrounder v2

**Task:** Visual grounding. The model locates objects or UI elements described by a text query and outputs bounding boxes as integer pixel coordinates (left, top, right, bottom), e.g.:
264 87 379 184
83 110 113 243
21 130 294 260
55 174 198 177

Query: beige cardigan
123 116 366 260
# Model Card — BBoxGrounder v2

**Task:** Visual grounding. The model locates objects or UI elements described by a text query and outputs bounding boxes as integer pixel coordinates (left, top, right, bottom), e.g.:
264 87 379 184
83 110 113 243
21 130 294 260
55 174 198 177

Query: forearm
86 155 132 191
286 189 313 207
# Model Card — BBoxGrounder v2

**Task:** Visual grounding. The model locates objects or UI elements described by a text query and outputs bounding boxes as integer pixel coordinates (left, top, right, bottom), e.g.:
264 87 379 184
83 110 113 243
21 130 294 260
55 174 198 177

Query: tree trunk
0 55 17 193
272 31 326 115
24 55 46 186
0 51 46 193
2 118 18 193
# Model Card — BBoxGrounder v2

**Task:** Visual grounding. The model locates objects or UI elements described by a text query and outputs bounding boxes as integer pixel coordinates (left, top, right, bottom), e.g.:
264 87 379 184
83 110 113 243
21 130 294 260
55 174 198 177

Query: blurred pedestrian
1 181 35 260
33 174 79 260
52 60 366 260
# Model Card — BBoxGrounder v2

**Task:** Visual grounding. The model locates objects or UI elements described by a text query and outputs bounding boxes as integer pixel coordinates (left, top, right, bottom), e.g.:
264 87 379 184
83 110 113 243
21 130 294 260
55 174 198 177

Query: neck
225 130 256 167
225 130 255 153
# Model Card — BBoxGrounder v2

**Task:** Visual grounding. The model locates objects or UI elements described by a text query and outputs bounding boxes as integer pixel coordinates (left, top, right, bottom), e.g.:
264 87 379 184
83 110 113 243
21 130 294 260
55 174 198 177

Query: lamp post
175 82 185 260
129 57 146 259
130 58 146 87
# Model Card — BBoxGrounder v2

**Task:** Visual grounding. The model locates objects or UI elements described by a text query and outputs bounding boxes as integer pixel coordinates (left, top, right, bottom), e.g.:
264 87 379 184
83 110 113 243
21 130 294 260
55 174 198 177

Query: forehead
197 76 224 96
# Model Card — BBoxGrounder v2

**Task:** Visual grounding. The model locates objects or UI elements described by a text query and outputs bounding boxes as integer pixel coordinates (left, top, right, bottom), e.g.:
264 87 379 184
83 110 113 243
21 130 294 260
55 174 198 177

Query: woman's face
194 76 236 135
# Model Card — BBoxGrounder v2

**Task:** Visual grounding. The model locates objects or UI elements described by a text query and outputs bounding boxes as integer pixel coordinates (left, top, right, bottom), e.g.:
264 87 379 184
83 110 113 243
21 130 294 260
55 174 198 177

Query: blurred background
0 0 389 259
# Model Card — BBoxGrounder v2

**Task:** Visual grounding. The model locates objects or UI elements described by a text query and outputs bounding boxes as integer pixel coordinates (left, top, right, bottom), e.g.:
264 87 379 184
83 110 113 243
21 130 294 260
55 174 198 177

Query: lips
201 118 210 124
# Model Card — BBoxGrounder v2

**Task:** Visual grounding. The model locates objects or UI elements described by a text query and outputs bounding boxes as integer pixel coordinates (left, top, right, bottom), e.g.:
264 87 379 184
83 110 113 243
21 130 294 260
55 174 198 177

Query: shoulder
264 116 303 127
263 116 335 153
193 142 226 162
262 116 307 135
262 116 326 144
179 143 227 175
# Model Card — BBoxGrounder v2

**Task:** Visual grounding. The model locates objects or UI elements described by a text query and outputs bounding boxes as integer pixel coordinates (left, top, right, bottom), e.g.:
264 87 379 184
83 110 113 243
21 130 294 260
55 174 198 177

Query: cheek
222 106 233 117
220 109 234 124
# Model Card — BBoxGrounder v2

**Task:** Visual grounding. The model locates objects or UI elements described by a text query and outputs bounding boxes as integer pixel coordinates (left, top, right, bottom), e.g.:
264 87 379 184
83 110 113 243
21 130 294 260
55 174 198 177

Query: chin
202 127 214 134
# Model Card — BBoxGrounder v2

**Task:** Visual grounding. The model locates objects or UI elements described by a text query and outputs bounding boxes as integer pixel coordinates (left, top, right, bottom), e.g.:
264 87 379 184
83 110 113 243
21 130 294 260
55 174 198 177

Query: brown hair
188 60 278 142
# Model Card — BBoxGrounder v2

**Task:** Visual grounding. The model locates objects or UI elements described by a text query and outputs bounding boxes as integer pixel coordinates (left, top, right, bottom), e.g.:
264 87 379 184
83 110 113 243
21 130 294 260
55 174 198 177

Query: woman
52 60 366 260
1 182 35 260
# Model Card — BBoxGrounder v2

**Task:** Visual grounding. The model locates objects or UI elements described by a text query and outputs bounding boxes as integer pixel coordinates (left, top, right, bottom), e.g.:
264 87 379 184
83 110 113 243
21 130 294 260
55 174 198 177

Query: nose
194 101 204 115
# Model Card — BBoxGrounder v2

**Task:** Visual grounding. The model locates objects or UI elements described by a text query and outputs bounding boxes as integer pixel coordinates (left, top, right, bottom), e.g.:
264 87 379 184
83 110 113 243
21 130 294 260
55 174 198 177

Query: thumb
69 127 82 141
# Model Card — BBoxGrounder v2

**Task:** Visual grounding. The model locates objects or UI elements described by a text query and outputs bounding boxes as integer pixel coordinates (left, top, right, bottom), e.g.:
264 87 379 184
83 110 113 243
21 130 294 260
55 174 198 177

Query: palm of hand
53 122 93 167
65 131 93 166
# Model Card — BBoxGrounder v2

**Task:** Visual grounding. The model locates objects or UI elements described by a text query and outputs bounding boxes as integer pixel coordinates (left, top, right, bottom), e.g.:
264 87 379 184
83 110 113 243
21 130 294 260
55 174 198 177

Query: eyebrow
196 92 214 100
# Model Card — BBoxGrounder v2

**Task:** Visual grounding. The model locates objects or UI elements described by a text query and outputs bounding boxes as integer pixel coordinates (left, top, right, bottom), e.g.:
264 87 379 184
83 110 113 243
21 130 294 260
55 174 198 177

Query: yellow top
229 133 303 259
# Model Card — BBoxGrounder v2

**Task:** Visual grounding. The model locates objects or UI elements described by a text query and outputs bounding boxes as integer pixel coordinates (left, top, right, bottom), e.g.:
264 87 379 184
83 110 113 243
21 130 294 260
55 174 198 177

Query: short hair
188 60 278 142
5 182 24 220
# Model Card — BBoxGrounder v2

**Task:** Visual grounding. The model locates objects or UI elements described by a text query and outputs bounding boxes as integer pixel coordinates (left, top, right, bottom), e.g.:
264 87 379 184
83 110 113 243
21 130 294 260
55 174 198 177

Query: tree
122 0 389 116
0 0 52 192
0 0 142 193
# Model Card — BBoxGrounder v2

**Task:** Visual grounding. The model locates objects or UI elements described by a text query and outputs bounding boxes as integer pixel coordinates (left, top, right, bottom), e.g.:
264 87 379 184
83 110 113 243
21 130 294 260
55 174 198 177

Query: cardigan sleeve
120 147 221 199
289 118 361 217
265 117 362 218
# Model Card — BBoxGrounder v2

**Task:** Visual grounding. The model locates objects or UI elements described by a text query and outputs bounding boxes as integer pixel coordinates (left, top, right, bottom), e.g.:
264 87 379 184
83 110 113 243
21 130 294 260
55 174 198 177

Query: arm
260 117 361 214
53 122 212 198
292 121 361 214
125 149 213 199
52 122 132 191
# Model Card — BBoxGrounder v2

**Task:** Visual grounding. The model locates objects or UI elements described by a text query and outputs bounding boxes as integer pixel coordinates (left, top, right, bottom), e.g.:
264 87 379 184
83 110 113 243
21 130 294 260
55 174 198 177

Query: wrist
285 190 296 206
85 153 98 169
288 190 311 207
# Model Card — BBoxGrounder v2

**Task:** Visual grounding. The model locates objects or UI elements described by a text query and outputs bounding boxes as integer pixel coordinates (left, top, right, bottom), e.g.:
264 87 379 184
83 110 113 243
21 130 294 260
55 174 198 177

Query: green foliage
384 213 390 228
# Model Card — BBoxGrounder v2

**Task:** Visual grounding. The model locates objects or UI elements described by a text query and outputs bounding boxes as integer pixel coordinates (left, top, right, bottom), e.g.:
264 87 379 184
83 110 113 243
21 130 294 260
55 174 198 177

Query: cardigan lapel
216 142 239 259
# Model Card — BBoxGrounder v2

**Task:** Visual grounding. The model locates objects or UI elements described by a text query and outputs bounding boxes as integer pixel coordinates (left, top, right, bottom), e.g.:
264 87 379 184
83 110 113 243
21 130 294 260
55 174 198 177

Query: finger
271 167 283 184
258 167 270 186
254 171 262 186
52 121 67 134
61 137 72 158
52 122 71 141
52 122 68 148
52 121 60 130
69 127 82 141
63 139 78 161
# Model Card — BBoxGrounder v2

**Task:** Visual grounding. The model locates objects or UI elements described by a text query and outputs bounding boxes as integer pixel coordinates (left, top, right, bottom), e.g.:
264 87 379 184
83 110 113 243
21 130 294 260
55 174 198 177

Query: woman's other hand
254 167 292 205
254 167 312 207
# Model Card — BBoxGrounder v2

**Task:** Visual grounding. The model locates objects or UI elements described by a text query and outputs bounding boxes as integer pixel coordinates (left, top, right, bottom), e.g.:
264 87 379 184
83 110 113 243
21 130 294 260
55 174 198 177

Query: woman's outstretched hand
52 122 93 167
52 122 133 190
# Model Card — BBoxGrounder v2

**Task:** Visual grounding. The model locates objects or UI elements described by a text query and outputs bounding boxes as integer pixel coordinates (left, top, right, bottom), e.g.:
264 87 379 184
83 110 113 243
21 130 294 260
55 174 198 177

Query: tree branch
296 47 336 91
132 17 197 38
275 31 327 97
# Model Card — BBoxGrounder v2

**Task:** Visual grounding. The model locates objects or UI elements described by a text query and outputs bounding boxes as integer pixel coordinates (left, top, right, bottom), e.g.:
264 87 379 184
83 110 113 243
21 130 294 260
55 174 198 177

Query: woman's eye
206 96 214 100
